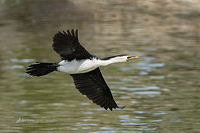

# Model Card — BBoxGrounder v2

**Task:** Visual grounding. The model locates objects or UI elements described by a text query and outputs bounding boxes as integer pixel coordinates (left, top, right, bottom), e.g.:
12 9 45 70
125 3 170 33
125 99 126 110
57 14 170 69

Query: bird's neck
98 56 127 66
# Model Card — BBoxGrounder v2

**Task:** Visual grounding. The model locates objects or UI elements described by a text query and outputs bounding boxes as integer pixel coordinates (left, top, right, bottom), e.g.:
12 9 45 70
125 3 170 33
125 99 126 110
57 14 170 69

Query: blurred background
0 0 200 132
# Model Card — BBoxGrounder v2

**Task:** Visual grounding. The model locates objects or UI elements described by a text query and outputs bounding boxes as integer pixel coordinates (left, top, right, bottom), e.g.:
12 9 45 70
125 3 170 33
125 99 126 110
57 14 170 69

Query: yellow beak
127 56 139 61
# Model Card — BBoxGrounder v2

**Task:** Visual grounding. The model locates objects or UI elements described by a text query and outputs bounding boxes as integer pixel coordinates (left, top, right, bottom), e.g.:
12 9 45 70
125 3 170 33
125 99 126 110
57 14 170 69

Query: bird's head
99 55 139 66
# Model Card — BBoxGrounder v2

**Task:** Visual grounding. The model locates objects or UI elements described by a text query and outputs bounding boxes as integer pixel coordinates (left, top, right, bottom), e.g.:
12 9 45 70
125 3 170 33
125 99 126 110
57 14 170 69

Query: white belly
57 59 99 74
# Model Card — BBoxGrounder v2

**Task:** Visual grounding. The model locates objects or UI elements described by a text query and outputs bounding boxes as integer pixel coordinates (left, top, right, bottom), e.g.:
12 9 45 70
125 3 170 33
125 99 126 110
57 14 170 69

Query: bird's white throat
99 56 128 66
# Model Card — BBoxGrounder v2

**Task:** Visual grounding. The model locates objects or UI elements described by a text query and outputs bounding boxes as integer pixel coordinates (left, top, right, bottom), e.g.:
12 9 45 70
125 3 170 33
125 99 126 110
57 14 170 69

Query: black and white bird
26 29 138 111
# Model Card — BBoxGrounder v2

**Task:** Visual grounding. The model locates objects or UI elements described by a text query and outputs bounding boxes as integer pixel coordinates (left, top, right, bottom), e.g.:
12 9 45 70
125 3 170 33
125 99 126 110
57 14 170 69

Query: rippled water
0 0 200 133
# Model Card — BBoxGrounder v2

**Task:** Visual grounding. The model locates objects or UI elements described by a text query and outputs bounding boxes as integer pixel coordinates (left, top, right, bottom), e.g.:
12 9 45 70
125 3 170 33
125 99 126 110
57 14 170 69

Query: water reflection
10 58 35 63
0 0 200 133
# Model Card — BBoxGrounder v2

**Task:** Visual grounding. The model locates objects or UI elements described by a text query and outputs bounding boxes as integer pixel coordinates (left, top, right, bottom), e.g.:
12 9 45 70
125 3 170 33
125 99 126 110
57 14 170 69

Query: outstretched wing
70 68 119 111
52 29 92 61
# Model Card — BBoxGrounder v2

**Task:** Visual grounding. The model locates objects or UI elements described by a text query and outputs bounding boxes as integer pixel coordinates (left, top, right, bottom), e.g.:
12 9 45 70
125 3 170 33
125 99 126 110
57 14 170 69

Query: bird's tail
26 62 58 76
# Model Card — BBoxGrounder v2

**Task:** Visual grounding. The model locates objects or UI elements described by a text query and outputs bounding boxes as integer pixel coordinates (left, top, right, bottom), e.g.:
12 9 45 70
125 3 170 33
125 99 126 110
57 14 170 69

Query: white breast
57 58 99 74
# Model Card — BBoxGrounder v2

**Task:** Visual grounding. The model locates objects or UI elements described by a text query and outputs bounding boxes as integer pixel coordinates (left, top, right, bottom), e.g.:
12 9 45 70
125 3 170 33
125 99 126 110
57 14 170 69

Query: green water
0 1 200 133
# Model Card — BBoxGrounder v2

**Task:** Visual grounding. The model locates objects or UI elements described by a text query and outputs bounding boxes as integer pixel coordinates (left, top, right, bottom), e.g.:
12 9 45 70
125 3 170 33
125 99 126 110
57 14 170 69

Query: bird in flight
26 29 138 111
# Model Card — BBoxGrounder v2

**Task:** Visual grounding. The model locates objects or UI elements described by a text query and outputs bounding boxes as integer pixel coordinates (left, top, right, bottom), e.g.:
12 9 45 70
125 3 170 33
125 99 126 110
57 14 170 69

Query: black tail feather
26 62 58 76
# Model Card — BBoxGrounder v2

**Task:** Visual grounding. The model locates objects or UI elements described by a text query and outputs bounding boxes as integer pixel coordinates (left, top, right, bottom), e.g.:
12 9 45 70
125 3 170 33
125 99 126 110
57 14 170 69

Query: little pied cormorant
26 29 138 111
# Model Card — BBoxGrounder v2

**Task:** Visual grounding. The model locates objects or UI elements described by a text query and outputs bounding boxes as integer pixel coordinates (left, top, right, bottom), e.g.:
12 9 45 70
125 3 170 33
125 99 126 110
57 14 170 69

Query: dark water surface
0 0 200 133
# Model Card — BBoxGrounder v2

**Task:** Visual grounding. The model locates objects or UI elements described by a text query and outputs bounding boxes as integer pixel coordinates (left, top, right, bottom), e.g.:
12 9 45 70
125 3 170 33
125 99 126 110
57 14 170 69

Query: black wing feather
52 29 92 61
70 68 119 111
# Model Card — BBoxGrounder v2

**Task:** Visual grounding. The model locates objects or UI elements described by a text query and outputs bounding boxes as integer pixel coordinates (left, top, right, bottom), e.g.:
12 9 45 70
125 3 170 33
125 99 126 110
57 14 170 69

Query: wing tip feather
53 29 79 44
71 68 122 111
